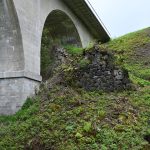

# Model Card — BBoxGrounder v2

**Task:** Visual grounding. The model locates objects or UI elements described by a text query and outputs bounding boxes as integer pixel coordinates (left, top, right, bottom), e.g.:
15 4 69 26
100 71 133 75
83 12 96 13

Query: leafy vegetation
0 28 150 150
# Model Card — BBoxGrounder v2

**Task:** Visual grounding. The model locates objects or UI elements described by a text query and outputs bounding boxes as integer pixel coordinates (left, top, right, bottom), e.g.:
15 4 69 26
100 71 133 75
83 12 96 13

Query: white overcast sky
88 0 150 38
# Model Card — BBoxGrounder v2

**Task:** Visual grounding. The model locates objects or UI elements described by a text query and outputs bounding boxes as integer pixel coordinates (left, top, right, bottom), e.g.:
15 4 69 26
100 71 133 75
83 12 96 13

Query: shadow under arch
41 9 82 80
0 0 24 73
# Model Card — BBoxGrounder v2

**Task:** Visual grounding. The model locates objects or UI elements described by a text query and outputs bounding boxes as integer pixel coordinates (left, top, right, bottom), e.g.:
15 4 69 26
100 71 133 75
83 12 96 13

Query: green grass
107 27 150 52
0 27 150 150
64 45 83 55
0 98 39 123
104 27 150 83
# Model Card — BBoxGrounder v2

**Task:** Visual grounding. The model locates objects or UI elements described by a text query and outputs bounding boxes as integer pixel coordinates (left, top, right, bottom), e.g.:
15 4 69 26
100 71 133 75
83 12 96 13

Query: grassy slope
106 27 150 86
0 28 150 150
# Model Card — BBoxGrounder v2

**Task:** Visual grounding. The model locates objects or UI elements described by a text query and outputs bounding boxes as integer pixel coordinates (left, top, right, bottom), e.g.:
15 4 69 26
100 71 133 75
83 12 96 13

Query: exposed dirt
135 43 150 65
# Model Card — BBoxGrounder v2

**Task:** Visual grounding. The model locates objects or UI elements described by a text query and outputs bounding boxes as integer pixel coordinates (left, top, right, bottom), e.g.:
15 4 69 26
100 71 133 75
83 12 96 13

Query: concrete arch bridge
0 0 110 115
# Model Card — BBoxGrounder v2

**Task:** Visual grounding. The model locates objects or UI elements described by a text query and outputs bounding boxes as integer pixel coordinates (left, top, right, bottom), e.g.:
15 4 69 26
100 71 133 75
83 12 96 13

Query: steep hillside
106 27 150 85
0 28 150 150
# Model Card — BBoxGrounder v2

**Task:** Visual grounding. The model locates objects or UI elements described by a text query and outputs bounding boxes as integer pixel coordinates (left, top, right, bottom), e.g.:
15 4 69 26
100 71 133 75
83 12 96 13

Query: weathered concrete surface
0 78 39 115
0 0 24 73
0 0 108 115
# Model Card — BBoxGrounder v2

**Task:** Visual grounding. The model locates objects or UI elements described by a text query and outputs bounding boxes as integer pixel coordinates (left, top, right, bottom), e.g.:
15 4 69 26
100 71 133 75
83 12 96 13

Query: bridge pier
0 71 41 115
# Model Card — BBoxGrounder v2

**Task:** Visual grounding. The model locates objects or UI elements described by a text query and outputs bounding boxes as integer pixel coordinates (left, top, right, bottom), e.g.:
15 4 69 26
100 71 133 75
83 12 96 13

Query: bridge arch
41 9 82 79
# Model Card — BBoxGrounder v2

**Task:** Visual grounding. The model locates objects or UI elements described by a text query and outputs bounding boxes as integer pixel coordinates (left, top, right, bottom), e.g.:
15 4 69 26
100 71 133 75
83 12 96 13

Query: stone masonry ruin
45 45 132 92
72 45 132 92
